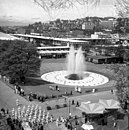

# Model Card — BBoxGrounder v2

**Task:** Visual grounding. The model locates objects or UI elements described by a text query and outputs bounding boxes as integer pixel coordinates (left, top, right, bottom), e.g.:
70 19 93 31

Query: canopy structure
0 32 19 40
79 102 105 114
81 124 94 130
99 99 120 109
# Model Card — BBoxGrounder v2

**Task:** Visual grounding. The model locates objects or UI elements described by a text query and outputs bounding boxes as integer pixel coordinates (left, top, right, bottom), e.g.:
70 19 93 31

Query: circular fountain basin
41 70 109 87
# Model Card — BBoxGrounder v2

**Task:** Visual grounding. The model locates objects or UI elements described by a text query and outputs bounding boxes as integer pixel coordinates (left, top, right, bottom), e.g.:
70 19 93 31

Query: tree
123 49 129 61
115 0 129 17
34 0 129 17
34 0 101 11
82 43 91 55
0 40 41 84
114 44 125 58
110 64 129 128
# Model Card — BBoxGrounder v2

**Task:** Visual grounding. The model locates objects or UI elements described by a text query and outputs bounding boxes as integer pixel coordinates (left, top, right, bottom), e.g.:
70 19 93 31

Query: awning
99 99 120 109
78 102 105 114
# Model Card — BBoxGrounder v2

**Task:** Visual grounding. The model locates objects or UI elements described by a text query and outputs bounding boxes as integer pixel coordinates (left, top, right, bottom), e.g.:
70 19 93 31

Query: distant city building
91 34 99 39
71 29 84 37
82 22 95 30
99 19 114 30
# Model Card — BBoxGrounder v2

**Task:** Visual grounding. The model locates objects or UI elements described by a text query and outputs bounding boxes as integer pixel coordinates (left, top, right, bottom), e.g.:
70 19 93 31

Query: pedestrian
69 113 72 118
65 91 67 95
78 87 81 93
56 85 58 90
64 97 67 103
111 89 113 94
16 99 19 107
50 115 53 122
14 85 17 94
75 86 78 92
28 95 30 101
41 96 45 102
21 88 25 96
19 87 22 95
56 118 59 126
57 87 60 92
92 88 95 93
72 100 74 105
113 120 117 127
76 101 79 107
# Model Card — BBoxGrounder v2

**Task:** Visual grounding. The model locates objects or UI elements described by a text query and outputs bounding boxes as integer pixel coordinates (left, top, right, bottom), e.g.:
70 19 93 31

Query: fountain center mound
66 46 86 80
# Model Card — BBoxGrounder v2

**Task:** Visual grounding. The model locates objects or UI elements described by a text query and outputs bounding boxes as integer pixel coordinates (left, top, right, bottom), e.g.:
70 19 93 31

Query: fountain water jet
41 45 109 86
66 46 86 80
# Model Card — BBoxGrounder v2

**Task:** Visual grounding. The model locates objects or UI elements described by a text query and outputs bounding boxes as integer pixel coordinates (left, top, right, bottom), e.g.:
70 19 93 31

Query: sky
0 0 117 26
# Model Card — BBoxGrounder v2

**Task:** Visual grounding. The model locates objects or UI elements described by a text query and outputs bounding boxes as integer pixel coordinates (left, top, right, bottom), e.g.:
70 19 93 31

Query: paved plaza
0 79 128 130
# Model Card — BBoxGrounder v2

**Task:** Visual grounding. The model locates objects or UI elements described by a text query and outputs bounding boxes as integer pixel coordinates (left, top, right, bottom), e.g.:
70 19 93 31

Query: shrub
63 104 67 107
52 95 56 98
55 105 60 109
44 95 49 99
9 77 16 84
47 106 52 110
58 94 62 97
82 112 86 117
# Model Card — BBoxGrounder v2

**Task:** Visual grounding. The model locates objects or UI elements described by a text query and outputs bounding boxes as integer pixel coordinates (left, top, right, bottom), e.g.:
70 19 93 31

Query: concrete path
0 80 128 130
0 79 117 111
0 79 116 110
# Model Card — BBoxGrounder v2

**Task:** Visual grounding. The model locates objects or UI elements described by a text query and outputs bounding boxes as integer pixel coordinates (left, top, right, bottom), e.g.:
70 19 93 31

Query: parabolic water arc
66 46 86 80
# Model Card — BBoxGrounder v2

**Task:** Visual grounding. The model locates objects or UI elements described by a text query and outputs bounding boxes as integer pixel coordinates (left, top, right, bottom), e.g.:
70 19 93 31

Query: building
99 19 114 30
86 55 123 64
71 29 84 37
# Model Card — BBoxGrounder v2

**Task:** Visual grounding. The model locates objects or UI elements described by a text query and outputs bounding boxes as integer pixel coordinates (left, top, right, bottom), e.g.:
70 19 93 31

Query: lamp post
68 99 71 115
63 96 71 117
126 107 129 129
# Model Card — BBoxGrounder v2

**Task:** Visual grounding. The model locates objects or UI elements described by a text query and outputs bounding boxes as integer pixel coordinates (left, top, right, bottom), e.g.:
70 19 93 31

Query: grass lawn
23 58 116 98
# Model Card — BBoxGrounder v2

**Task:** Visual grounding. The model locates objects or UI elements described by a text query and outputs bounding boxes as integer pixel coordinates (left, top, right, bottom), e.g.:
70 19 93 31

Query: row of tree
0 40 41 84
96 44 129 61
110 64 129 127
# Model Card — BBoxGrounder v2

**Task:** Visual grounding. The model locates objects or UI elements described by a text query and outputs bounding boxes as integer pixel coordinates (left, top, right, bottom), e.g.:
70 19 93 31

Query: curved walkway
0 80 117 110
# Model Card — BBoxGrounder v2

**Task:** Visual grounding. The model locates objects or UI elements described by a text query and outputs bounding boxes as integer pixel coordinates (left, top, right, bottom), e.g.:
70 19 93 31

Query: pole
127 111 129 130
68 99 72 119
69 100 70 114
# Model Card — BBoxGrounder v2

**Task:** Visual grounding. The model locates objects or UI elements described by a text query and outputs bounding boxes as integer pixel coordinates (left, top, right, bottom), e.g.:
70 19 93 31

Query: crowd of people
0 105 82 130
14 84 25 96
1 104 55 130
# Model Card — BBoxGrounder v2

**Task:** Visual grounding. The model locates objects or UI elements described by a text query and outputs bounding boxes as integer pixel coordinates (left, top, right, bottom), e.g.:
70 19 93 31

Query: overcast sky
0 0 117 26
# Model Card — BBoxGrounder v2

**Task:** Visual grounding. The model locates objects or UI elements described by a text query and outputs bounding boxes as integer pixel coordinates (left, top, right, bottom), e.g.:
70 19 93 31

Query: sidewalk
0 80 32 109
0 79 117 112
0 80 128 130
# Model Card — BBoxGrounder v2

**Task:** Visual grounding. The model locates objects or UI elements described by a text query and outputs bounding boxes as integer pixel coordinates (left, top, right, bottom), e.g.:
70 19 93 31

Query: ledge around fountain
65 73 84 80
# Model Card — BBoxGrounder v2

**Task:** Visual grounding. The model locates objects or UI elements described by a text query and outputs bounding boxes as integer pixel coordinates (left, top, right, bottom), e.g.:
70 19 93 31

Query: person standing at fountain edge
75 86 78 92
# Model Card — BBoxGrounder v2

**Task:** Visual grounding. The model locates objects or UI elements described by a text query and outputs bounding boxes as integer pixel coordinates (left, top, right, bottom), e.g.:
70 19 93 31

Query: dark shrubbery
63 104 67 107
58 94 62 97
55 105 60 109
47 106 52 110
9 77 16 84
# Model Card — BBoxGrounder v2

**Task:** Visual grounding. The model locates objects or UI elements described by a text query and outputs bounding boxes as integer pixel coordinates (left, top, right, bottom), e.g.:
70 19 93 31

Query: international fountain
41 46 109 87
65 46 86 80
